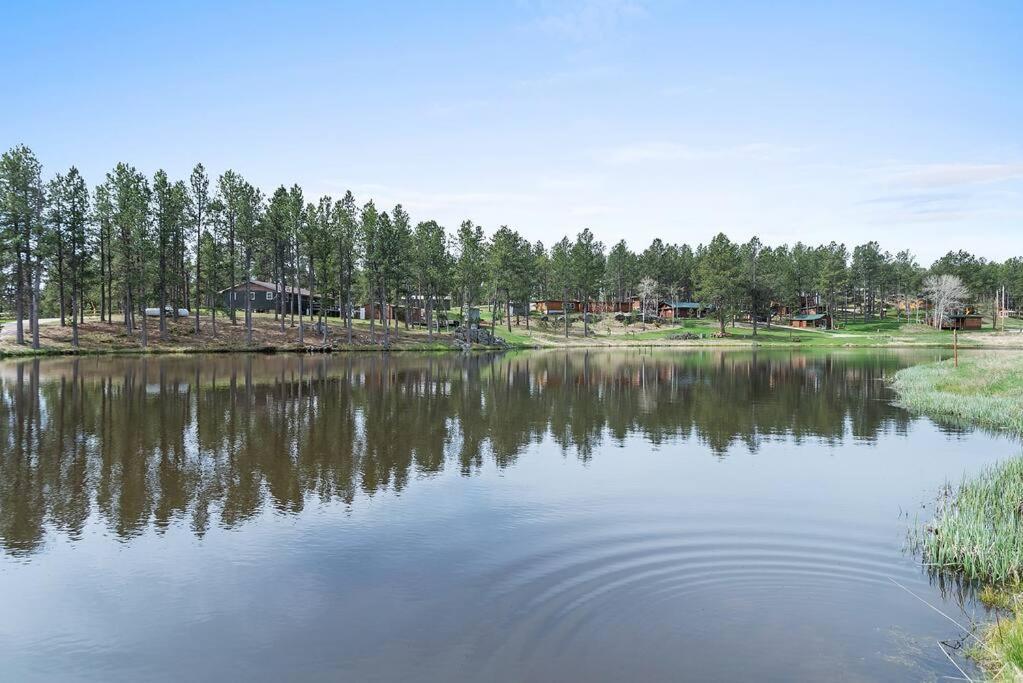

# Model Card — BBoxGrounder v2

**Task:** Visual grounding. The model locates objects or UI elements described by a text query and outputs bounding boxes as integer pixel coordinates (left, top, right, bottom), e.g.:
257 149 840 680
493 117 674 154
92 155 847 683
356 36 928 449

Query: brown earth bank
3 313 1023 357
0 314 460 356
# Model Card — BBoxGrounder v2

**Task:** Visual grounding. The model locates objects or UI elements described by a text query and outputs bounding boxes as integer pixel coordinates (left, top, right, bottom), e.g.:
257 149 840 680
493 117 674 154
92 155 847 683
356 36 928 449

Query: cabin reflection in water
0 351 930 555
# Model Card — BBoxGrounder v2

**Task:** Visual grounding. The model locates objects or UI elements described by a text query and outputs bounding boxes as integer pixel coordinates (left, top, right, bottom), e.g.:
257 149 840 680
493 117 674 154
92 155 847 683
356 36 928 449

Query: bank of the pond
894 353 1023 679
5 315 1023 359
893 353 1023 434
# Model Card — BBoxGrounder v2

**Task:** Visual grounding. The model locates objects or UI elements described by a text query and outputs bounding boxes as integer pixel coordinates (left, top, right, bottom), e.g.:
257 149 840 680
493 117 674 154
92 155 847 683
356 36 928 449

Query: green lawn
625 317 1017 348
492 328 537 347
628 319 899 346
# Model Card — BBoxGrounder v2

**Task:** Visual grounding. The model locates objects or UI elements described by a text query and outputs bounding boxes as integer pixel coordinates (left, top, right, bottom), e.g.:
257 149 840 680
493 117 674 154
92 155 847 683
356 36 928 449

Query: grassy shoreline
894 353 1023 679
893 354 1023 434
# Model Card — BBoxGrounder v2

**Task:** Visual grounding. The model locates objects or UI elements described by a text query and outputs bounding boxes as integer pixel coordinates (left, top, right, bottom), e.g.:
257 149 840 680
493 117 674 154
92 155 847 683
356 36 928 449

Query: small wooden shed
790 313 828 328
945 313 983 330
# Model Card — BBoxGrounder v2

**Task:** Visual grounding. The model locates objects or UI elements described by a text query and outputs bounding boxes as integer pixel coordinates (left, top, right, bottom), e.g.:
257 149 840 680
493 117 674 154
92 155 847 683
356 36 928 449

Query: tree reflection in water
0 350 935 555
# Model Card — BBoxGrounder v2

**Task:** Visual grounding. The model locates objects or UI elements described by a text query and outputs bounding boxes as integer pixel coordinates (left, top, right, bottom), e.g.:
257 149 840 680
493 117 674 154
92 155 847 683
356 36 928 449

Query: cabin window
265 292 274 301
250 292 256 301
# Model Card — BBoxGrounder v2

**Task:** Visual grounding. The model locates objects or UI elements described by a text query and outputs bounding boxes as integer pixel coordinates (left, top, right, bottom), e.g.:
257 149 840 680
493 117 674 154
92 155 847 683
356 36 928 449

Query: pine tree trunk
71 286 79 349
563 290 569 338
427 296 434 340
195 226 201 334
346 285 353 344
106 248 113 323
57 249 66 327
245 256 253 345
31 257 41 350
100 241 106 323
404 291 411 331
378 281 387 347
140 305 148 349
159 250 168 339
15 237 24 345
585 294 593 337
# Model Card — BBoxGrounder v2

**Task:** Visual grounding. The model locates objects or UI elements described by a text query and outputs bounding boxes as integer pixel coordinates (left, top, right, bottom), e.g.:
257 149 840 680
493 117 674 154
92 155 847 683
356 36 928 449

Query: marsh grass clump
892 354 1023 435
970 600 1023 682
980 584 1019 610
918 458 1023 678
920 459 1023 584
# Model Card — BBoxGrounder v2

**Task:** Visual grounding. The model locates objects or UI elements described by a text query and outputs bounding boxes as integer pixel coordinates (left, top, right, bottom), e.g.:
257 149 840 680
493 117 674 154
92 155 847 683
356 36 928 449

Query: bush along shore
895 353 1023 679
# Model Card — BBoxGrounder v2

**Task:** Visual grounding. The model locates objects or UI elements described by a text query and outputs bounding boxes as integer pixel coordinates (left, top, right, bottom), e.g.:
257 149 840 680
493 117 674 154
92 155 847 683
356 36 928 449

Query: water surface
0 350 1011 681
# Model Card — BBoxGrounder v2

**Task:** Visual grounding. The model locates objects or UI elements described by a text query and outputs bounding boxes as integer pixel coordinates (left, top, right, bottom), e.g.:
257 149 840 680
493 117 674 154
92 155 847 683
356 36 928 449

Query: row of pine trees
2 144 1022 349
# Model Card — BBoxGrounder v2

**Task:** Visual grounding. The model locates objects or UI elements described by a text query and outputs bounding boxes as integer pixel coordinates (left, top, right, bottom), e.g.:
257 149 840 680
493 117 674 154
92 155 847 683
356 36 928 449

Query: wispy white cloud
569 204 612 217
528 0 647 42
886 162 1023 188
536 172 605 191
595 141 798 165
597 141 697 164
859 192 965 209
516 64 621 89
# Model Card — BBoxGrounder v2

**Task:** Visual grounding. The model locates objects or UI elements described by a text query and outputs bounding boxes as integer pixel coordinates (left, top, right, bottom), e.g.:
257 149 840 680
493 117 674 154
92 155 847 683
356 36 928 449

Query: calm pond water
0 350 1014 681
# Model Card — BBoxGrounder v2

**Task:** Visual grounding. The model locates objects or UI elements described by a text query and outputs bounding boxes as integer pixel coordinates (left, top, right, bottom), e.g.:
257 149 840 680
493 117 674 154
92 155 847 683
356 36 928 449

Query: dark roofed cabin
658 301 707 319
944 313 983 330
790 312 828 328
219 280 320 315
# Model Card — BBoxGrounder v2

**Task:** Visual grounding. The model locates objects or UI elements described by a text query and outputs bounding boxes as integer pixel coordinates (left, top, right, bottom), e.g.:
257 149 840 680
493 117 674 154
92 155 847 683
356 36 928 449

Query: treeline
2 143 1022 349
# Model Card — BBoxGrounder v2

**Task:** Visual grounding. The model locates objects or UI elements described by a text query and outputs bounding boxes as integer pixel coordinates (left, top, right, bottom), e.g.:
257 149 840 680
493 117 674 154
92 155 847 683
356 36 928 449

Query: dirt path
0 318 60 338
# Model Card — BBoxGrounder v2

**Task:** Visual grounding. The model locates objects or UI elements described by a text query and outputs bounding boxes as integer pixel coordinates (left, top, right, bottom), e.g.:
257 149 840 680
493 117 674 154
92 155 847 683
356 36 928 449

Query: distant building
587 300 632 314
353 297 452 323
353 302 399 321
790 312 829 328
775 294 822 318
533 300 580 315
658 301 708 319
943 312 983 330
219 280 321 315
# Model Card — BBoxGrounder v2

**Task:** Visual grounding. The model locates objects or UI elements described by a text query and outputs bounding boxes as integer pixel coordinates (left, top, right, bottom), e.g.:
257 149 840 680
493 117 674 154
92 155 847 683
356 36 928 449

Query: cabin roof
792 313 827 321
661 301 704 309
218 280 313 297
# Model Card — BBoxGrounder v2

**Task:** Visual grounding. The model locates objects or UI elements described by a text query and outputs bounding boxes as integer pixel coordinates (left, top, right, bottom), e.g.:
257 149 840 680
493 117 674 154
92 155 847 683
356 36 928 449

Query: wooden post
953 328 959 368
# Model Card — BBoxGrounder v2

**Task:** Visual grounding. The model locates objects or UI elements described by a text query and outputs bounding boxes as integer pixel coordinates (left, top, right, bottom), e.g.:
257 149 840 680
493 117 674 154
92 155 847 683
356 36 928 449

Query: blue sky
2 1 1021 262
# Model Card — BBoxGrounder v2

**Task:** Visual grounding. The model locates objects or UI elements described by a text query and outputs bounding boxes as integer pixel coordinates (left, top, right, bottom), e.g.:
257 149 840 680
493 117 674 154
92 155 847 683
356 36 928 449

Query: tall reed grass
919 459 1023 583
892 354 1023 435
895 353 1023 678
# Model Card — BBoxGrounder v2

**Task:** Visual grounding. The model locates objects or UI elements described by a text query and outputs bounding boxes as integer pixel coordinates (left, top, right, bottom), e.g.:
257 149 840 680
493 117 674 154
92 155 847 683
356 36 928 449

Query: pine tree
695 233 740 334
189 164 210 334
